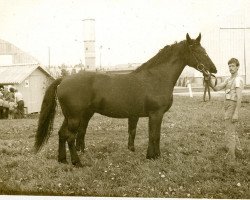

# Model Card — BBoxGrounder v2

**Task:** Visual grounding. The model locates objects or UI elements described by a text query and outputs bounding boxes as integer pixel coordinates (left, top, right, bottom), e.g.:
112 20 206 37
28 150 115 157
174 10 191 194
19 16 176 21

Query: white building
0 64 54 113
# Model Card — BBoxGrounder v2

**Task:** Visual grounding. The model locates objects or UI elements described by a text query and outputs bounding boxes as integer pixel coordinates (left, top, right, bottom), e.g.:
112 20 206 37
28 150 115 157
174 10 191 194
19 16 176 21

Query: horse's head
185 33 217 75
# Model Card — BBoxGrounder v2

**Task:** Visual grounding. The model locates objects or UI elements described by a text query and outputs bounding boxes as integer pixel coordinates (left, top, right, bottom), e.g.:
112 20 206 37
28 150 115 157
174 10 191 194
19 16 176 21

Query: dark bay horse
35 33 217 167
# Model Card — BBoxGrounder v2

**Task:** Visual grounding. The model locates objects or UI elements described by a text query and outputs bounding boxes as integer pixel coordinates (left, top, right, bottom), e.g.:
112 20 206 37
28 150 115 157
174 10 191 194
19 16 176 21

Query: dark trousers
3 107 9 119
0 106 3 119
17 100 24 118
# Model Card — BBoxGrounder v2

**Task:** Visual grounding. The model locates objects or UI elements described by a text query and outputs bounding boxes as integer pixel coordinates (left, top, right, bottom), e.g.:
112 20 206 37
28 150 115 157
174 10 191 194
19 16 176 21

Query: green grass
0 95 249 198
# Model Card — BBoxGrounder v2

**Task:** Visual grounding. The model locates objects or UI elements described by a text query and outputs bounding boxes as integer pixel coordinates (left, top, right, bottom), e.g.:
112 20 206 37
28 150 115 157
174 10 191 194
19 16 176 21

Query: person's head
228 58 239 75
9 87 15 93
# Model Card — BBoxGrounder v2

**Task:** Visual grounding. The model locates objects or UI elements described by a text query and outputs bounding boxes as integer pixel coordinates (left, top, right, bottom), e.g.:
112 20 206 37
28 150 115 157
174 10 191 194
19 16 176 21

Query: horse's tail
34 78 63 153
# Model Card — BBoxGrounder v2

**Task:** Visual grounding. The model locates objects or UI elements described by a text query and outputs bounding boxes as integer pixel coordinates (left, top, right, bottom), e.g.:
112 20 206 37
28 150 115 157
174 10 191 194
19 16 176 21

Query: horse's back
57 72 145 117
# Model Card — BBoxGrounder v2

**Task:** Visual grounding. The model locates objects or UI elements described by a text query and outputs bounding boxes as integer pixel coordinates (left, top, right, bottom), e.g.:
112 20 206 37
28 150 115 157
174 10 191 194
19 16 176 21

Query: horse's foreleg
76 112 94 152
128 117 139 152
146 111 164 159
58 119 68 164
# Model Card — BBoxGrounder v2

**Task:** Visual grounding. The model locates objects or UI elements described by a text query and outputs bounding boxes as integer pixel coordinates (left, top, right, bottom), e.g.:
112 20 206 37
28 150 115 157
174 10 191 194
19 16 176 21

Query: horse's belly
92 96 146 118
96 108 145 118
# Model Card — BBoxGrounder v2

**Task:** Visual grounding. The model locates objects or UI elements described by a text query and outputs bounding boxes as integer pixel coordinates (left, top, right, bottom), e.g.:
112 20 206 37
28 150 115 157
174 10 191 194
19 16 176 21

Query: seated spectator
2 97 9 119
9 87 15 99
0 95 3 119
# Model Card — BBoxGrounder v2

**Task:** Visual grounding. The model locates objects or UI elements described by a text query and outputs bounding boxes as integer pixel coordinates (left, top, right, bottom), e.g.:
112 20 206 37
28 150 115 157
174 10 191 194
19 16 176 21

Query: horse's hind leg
67 118 82 167
58 119 68 164
76 111 94 152
128 117 139 152
58 118 81 165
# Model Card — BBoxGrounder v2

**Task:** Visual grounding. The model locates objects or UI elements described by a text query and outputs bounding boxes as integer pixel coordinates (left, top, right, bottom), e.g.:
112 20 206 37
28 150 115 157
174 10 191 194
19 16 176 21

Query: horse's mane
134 40 185 73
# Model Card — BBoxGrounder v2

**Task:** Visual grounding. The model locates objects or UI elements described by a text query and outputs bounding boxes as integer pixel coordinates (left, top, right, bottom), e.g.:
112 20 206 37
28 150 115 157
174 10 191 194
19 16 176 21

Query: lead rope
203 73 217 101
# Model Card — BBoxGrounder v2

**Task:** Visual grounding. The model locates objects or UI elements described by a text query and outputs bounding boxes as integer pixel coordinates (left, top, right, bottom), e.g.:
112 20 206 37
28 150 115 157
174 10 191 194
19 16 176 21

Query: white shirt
15 92 23 102
225 76 244 101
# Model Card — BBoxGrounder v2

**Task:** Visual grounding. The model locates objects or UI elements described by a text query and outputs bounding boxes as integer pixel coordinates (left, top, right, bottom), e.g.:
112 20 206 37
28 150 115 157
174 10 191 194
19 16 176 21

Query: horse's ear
196 33 201 43
186 33 192 44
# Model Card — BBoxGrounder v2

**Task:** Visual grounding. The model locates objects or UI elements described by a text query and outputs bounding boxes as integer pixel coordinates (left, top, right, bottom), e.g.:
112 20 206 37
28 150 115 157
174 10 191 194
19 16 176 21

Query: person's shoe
235 148 244 159
219 146 228 153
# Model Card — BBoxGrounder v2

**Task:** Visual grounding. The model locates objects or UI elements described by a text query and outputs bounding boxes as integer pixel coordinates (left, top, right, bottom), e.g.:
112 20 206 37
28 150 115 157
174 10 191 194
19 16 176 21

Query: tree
59 64 69 77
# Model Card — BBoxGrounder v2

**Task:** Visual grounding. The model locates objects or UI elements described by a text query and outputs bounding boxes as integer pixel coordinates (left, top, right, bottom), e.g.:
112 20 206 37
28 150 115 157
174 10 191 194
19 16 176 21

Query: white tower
83 19 96 69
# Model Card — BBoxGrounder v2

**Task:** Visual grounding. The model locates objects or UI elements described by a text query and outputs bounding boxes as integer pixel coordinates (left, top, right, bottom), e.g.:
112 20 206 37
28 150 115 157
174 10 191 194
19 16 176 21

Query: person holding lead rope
209 58 244 164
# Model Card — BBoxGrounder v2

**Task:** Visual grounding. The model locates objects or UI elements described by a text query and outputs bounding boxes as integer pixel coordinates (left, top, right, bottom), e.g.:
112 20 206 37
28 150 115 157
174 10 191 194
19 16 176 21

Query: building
0 39 54 113
0 64 54 113
0 38 39 65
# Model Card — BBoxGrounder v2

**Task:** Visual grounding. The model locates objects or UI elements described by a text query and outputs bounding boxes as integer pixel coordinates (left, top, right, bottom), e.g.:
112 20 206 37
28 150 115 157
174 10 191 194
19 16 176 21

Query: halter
186 43 209 75
186 42 217 87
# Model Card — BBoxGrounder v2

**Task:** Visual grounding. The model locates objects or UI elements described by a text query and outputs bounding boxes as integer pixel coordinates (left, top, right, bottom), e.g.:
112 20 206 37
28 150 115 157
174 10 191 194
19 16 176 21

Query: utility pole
99 45 102 69
220 27 250 84
48 46 51 68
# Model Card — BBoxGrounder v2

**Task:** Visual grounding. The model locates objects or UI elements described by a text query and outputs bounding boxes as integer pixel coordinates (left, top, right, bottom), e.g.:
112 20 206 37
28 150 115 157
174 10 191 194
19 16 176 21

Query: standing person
14 89 25 118
210 58 244 164
203 76 211 101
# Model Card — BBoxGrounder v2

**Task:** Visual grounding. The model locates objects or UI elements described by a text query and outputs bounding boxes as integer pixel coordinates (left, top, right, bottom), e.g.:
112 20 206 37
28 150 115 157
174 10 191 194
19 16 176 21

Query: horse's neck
136 53 186 88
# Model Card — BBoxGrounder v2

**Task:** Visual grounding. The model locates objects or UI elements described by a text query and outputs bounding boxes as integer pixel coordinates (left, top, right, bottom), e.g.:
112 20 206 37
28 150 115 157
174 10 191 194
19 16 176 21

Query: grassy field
0 95 249 198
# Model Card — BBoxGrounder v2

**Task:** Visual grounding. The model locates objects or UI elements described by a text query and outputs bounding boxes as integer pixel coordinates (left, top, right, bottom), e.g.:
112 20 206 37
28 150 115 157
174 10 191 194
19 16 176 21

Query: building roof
0 39 39 64
0 63 54 84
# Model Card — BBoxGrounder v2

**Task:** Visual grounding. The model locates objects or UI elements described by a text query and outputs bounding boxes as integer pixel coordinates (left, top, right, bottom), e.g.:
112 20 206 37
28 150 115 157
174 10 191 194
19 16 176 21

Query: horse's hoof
80 148 85 153
58 159 68 164
128 146 135 152
76 146 80 151
146 153 160 160
76 146 85 153
72 161 83 168
146 155 156 160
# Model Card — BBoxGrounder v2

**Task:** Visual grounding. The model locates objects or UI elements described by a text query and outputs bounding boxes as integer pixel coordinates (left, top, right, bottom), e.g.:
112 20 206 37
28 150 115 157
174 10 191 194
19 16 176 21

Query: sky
0 0 248 67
